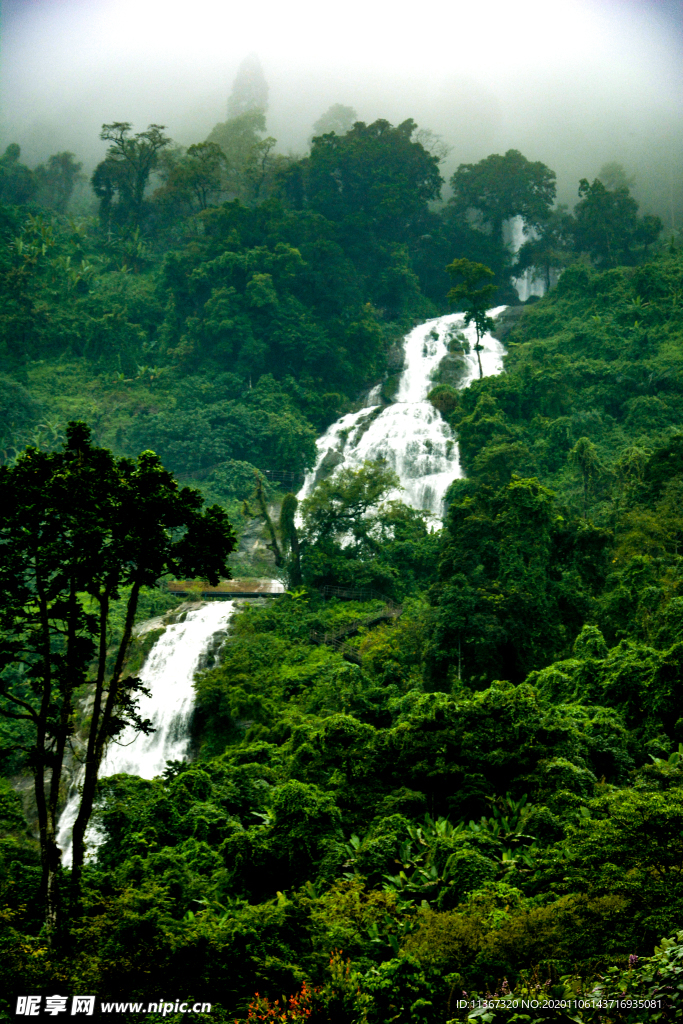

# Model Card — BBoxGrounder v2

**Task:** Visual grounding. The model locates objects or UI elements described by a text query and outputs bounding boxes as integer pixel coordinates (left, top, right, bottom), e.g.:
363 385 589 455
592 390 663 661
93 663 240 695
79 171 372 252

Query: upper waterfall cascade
507 215 546 302
298 308 507 519
57 601 235 862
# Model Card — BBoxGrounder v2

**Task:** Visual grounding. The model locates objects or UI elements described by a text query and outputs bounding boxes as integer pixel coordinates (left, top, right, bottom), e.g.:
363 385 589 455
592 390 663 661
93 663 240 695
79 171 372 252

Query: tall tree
306 118 442 242
0 423 235 940
449 149 556 244
446 258 496 379
597 161 635 192
34 152 83 214
279 493 302 586
206 110 276 204
573 177 661 268
0 144 36 206
299 462 399 591
154 142 226 214
92 122 171 233
569 436 602 518
227 53 269 118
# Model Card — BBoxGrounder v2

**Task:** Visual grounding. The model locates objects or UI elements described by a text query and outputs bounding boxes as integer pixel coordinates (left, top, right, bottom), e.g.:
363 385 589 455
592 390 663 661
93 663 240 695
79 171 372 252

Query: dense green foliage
0 101 680 1023
0 121 663 521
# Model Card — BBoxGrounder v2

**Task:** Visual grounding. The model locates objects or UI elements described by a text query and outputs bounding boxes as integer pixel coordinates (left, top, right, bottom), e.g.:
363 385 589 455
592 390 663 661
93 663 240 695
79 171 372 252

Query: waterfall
55 309 507 862
57 600 234 864
507 215 546 302
297 308 507 519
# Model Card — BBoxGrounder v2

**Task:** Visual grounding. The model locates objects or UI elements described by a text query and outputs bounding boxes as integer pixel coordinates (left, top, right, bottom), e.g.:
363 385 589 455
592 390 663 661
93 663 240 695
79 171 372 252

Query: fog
1 0 681 220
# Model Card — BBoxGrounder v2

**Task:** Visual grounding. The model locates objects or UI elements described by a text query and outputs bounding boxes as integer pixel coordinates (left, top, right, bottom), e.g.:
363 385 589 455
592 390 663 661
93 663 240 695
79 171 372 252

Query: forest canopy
0 91 681 1024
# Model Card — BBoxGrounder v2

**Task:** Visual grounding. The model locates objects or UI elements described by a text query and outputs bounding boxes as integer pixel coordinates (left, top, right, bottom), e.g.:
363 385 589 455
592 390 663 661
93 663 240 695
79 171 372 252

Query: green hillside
1 118 682 1023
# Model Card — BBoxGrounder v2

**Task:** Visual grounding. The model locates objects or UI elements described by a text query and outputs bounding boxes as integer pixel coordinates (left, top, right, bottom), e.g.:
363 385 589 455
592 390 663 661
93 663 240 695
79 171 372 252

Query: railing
310 635 363 666
310 601 403 666
318 585 401 610
262 469 307 488
179 462 306 488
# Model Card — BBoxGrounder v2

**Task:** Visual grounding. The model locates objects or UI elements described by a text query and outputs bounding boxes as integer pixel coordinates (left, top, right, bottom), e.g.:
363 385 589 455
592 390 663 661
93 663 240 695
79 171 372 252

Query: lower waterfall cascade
298 307 507 519
56 600 235 863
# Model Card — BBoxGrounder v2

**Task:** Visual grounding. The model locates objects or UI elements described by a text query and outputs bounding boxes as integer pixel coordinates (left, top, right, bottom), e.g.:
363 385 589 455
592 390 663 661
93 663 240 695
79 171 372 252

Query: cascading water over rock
57 601 234 863
298 308 507 519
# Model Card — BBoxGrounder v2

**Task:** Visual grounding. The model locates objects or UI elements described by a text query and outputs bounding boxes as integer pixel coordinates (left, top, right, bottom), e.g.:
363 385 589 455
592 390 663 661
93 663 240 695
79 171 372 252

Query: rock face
492 304 526 343
315 446 345 483
433 351 469 389
231 501 282 574
385 341 405 373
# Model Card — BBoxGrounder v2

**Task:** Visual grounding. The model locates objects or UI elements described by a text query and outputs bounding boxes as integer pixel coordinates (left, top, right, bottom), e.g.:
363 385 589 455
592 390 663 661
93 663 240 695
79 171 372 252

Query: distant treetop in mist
228 54 269 119
312 104 358 139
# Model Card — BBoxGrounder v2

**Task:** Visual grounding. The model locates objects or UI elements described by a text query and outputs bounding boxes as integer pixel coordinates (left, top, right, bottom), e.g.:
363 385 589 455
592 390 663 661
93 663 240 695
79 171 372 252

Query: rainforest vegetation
1 63 683 1024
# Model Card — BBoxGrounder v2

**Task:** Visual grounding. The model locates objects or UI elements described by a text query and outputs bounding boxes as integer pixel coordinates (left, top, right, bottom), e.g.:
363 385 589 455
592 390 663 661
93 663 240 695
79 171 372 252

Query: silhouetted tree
92 122 171 233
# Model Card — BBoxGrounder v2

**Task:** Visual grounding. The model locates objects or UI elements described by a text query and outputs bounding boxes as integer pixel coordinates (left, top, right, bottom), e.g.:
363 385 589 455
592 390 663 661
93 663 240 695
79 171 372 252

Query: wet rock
492 305 526 342
314 446 345 484
432 352 469 388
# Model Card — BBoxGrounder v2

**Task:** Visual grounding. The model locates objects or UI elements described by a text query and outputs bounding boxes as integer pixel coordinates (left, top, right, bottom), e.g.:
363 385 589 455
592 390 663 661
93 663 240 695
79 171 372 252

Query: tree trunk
289 525 302 587
70 583 140 912
45 582 81 940
44 823 62 941
34 571 62 945
255 476 284 566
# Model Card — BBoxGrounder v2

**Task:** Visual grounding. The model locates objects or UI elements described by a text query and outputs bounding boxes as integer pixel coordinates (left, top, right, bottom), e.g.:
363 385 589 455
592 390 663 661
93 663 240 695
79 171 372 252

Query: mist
1 0 681 221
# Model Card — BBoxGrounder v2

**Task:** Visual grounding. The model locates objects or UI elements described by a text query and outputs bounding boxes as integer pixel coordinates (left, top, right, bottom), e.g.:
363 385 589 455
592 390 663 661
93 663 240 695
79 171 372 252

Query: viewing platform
167 579 285 599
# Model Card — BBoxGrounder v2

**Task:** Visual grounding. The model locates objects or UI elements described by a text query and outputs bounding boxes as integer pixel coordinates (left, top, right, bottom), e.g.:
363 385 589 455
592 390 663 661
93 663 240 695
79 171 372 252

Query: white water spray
298 308 507 519
57 601 234 863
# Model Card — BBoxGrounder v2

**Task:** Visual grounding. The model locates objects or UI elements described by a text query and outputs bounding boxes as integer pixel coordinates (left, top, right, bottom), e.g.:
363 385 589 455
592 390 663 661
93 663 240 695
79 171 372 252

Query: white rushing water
507 216 546 302
57 601 234 863
298 308 507 519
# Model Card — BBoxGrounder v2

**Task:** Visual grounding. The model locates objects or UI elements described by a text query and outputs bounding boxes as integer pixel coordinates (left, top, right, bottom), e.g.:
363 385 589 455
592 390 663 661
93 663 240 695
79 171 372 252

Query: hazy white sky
1 0 681 215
